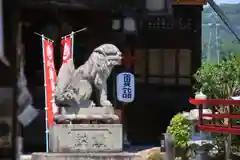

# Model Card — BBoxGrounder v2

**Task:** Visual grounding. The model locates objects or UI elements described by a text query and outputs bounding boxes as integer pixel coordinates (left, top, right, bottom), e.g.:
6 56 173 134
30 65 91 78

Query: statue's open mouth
106 54 122 66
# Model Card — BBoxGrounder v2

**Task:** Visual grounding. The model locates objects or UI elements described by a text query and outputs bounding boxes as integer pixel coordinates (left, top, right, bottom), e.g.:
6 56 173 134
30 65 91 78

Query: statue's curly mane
82 44 122 77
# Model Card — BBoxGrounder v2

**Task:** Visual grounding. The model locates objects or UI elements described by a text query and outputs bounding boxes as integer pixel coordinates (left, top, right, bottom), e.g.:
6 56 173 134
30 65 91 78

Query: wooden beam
173 0 207 5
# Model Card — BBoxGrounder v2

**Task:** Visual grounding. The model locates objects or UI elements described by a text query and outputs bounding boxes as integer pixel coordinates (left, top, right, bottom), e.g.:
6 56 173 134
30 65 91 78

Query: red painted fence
189 98 240 134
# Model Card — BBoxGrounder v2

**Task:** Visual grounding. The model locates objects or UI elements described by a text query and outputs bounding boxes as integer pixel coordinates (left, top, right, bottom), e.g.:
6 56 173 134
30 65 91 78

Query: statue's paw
101 100 115 114
90 101 96 107
100 100 112 107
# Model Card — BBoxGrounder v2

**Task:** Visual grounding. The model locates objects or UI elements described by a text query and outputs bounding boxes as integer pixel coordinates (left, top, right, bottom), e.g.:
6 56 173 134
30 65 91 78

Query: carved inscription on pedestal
72 132 88 149
91 132 107 149
68 129 110 150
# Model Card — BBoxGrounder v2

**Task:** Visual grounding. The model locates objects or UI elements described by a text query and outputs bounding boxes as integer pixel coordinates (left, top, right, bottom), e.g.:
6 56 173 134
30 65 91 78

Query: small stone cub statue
55 44 122 114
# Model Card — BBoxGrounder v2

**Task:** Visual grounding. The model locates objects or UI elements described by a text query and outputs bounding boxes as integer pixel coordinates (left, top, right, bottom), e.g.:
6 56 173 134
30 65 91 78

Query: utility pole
203 12 220 63
207 0 240 43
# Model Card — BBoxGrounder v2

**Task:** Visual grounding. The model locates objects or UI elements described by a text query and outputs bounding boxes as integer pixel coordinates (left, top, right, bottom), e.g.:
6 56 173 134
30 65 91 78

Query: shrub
166 113 192 149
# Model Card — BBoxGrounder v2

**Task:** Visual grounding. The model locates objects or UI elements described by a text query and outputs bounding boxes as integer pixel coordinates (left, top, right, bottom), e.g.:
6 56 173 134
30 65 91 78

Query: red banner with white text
43 39 57 127
61 36 72 64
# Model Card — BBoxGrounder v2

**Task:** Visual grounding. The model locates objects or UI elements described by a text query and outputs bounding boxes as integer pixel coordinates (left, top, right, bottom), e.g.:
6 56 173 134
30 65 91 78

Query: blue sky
215 0 240 4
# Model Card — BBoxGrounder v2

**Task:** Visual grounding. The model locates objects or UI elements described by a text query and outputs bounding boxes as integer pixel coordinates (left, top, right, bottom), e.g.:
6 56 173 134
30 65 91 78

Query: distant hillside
202 3 240 60
203 3 240 39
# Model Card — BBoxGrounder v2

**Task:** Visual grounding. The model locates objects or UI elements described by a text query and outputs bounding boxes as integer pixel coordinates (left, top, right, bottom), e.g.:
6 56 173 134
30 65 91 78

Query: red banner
61 36 72 63
43 39 57 127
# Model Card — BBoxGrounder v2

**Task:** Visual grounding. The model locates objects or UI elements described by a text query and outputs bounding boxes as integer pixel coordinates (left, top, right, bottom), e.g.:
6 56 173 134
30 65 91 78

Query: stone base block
54 114 119 124
31 152 141 160
49 124 122 152
55 107 119 124
60 107 114 115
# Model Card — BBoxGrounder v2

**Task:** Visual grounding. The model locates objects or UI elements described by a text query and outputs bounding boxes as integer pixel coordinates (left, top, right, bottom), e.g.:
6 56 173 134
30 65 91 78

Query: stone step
20 155 32 160
20 147 163 160
30 152 141 160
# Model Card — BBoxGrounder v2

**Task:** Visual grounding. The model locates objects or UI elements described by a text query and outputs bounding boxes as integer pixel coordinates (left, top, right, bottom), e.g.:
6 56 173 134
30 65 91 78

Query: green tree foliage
193 55 240 153
194 55 240 99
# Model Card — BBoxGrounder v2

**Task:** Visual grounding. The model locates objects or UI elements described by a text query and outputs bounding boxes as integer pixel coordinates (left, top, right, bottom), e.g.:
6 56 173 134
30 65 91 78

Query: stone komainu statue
55 44 122 114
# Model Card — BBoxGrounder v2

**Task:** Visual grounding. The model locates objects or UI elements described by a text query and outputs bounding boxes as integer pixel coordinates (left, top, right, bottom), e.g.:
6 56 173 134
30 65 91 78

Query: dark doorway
120 6 202 145
124 48 193 145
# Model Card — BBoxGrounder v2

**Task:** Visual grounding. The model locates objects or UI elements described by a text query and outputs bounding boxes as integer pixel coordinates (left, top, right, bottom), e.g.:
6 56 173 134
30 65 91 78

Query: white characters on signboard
63 42 70 61
46 43 58 113
47 45 53 60
49 67 55 92
46 44 55 92
46 45 54 68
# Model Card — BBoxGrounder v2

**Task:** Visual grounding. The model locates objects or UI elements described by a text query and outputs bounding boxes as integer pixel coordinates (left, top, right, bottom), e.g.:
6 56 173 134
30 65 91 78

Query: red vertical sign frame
43 39 57 127
61 36 72 64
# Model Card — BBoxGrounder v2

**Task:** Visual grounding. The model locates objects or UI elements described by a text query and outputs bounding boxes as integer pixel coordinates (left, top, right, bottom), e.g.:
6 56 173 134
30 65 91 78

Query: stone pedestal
31 107 127 160
49 124 123 152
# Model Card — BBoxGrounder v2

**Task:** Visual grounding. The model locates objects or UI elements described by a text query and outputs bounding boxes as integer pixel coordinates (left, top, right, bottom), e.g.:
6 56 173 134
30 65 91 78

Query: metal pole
216 23 220 63
41 35 49 152
61 27 87 40
164 133 175 160
34 32 54 42
207 26 212 61
207 0 240 43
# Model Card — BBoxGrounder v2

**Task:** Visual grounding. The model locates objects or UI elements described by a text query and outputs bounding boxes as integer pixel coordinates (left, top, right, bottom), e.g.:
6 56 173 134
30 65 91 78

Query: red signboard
43 39 57 127
61 37 72 63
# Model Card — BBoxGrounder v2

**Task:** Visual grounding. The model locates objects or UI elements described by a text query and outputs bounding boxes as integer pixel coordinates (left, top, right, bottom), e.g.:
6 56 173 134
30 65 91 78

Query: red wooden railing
189 98 240 134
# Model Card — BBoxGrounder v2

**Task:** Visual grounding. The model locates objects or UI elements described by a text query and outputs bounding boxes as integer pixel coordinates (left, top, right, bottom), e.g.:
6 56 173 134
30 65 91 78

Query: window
148 49 162 83
133 48 192 85
148 49 163 83
163 49 176 84
179 49 191 85
148 49 176 84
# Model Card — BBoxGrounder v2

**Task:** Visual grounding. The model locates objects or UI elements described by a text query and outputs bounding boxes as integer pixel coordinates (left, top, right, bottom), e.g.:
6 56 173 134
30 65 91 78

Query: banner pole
41 35 49 152
71 32 74 59
35 32 54 42
61 27 87 40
